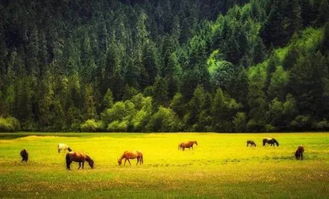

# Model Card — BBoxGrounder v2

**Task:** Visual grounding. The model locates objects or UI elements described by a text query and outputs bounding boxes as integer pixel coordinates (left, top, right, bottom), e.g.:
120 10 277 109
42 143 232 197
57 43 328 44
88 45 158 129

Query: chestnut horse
295 146 304 160
118 151 143 166
246 140 256 147
178 141 198 151
262 138 279 146
66 152 94 169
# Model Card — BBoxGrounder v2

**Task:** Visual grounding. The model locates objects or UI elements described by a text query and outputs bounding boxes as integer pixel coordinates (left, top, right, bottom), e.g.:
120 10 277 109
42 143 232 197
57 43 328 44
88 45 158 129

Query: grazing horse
178 141 198 151
118 151 143 166
263 138 279 146
295 146 305 160
246 140 256 147
58 143 72 153
20 149 28 162
66 152 94 170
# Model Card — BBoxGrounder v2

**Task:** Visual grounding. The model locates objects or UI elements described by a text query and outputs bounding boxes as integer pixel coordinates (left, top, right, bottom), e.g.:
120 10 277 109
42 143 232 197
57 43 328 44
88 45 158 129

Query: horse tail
66 153 71 169
262 139 266 146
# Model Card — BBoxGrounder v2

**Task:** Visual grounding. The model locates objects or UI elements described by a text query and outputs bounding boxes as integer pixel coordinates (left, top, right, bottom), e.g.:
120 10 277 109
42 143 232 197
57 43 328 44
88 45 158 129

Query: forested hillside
0 0 328 132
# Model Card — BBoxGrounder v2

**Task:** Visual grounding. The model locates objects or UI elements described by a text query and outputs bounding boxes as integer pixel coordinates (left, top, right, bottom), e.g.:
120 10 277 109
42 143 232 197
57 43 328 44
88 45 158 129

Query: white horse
58 143 72 153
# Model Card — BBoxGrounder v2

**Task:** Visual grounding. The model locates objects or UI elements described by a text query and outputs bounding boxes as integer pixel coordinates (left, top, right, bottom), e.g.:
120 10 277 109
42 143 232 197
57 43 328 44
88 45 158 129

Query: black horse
295 146 304 160
263 138 279 146
246 140 256 147
20 149 28 162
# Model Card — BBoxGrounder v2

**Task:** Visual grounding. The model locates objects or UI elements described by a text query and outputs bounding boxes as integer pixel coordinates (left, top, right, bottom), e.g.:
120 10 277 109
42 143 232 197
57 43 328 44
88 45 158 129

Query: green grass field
0 133 329 198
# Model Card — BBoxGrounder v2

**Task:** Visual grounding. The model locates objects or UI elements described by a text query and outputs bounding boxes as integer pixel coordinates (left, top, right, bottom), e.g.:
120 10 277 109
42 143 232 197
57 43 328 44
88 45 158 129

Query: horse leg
136 157 139 165
124 159 127 166
128 159 131 165
67 161 71 170
82 161 85 169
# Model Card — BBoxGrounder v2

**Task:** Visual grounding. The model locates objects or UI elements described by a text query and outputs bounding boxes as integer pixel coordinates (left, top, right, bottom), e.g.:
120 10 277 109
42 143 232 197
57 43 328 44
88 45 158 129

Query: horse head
273 139 279 146
194 141 198 145
118 158 122 165
87 158 94 169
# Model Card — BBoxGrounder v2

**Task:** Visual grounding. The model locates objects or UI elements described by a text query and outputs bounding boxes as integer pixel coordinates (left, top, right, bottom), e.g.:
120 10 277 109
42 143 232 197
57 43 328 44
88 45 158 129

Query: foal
246 140 256 147
118 151 143 166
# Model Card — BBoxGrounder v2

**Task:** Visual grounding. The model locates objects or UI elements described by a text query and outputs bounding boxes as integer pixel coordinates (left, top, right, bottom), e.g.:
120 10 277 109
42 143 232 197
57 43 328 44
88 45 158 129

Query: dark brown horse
263 138 279 146
178 141 198 151
118 151 143 166
246 140 256 147
20 149 28 162
295 146 304 160
66 152 94 169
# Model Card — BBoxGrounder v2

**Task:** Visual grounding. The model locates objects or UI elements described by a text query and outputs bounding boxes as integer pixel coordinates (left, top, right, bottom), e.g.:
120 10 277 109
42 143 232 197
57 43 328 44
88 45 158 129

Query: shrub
146 106 182 132
290 115 312 131
80 119 103 132
313 120 329 130
107 120 128 132
0 117 21 132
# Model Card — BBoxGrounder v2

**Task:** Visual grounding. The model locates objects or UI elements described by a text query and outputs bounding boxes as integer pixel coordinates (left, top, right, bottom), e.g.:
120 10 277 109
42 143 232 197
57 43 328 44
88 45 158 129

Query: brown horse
118 151 143 166
178 141 198 151
20 149 28 162
66 152 94 170
246 140 256 147
263 138 279 146
295 146 304 160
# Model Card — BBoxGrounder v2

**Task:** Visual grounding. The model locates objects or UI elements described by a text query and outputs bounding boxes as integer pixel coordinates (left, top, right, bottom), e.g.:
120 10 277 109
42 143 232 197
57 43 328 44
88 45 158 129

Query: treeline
0 0 328 132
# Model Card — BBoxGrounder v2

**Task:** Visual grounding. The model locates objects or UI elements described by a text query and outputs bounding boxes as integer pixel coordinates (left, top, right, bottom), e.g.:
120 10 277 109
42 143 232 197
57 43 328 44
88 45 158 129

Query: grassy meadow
0 132 329 198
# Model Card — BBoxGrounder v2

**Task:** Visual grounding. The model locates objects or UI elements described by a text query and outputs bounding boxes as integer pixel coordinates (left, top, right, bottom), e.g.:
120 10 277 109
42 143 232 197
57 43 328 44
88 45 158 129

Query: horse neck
85 155 90 161
86 156 93 163
119 154 126 161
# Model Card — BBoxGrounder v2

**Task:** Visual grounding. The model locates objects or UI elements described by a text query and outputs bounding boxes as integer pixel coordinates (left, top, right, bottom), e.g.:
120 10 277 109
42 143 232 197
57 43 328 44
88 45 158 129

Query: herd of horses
247 138 280 147
19 138 305 169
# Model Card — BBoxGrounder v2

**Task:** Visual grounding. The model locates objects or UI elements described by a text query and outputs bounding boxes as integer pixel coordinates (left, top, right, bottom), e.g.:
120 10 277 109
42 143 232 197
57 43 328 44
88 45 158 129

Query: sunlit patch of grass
0 132 329 198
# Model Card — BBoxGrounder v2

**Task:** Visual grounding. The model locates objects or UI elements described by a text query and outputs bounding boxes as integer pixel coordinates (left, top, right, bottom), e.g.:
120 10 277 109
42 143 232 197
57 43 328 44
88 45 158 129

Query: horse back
124 151 142 158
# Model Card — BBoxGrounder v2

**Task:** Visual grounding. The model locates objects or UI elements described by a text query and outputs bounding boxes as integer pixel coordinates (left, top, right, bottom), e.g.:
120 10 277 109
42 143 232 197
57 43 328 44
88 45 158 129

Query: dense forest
0 0 329 132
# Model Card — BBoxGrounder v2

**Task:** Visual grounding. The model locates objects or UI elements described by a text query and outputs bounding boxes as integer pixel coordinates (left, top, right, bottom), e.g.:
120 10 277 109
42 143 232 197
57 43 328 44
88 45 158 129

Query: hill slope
0 0 328 132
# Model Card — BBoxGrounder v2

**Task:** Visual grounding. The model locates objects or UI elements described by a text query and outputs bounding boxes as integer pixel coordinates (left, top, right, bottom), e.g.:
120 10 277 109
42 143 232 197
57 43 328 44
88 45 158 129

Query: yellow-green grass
0 133 329 198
